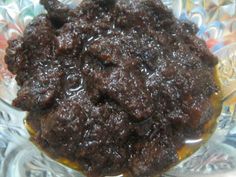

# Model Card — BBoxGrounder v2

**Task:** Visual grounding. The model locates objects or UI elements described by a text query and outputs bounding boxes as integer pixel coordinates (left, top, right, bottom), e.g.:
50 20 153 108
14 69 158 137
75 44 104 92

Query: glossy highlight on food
4 0 222 176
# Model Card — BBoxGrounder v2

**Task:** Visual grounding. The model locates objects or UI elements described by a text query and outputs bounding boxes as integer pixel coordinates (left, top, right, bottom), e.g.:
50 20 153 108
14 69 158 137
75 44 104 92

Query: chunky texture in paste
5 0 221 176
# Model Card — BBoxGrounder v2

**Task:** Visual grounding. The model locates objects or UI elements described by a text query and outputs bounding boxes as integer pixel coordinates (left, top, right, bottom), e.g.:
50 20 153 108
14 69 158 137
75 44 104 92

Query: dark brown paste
5 0 222 176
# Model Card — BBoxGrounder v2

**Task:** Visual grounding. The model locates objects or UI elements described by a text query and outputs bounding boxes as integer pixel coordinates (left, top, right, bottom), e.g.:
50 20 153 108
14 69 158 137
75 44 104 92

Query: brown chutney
4 0 222 176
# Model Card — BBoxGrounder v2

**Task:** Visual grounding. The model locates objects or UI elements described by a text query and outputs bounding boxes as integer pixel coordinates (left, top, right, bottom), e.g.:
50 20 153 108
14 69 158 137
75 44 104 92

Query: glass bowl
0 0 236 177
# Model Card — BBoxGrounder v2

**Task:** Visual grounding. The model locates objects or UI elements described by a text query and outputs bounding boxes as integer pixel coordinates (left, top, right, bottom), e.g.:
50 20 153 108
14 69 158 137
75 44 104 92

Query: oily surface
5 0 220 176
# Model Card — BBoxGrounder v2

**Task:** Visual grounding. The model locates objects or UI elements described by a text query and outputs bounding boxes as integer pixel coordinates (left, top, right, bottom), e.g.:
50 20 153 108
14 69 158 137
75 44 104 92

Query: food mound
5 0 221 176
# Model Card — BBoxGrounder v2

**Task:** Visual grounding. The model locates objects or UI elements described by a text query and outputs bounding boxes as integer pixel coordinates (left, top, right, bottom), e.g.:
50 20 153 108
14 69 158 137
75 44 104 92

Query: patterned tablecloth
0 1 236 177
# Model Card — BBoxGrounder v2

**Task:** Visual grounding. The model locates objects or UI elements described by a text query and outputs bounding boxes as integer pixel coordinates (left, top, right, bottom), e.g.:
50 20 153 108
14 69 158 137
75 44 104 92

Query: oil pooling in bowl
6 0 222 176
